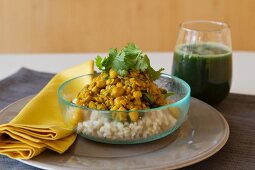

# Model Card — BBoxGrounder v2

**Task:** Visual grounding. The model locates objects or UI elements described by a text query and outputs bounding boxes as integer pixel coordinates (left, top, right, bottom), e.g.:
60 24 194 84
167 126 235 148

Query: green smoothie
172 43 232 104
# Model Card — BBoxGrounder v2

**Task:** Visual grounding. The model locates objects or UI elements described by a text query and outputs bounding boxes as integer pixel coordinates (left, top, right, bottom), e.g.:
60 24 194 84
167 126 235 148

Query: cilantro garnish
95 43 164 80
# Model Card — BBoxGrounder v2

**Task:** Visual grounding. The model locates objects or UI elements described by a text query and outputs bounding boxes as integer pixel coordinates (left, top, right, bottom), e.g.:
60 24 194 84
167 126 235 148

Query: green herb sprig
95 43 164 80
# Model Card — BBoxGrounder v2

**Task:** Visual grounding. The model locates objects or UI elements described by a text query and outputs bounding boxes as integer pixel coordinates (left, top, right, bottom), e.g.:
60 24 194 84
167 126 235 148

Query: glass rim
180 20 230 33
58 73 191 113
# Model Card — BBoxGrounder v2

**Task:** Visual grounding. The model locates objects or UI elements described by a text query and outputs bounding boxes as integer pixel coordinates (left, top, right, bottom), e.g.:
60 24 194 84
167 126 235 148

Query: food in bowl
76 70 170 120
58 43 191 144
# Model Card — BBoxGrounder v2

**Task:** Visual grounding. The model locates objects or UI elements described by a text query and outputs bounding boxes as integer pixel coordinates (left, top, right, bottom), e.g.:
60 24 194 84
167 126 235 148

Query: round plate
0 96 229 170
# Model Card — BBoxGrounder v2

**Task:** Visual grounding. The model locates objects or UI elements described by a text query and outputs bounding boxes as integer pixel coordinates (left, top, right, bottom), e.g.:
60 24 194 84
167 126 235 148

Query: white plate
0 96 229 170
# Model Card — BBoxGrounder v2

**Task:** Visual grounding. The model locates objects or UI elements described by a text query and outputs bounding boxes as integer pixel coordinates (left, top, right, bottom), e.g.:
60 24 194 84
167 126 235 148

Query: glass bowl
58 73 191 144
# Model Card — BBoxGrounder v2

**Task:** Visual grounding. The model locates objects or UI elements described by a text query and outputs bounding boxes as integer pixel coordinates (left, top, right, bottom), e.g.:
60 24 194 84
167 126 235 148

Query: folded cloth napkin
0 60 94 159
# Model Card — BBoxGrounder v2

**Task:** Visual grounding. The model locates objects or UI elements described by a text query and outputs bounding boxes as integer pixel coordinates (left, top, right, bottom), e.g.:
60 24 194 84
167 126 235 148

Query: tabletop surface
1 51 255 95
0 52 255 169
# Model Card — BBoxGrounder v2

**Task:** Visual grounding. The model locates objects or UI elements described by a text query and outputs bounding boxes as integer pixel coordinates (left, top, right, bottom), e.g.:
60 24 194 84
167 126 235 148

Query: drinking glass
172 20 232 104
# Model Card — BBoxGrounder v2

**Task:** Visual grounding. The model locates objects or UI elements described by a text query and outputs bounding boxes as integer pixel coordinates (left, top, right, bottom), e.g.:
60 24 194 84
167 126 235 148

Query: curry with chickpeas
75 43 173 122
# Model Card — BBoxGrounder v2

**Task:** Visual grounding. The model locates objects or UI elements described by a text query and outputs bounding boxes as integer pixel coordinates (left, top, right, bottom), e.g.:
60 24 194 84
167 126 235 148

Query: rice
76 109 177 140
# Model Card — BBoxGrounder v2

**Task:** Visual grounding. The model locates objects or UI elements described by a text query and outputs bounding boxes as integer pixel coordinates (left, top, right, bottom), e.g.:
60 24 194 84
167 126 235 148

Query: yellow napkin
0 60 94 159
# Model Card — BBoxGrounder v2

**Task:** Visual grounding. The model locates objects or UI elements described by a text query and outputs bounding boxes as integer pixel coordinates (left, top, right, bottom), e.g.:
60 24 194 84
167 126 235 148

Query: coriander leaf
117 69 128 76
123 43 142 57
96 48 117 72
95 43 164 79
142 92 154 105
135 54 148 72
103 48 117 71
112 51 129 76
147 67 164 80
109 48 118 59
95 56 103 70
143 54 164 80
123 43 142 67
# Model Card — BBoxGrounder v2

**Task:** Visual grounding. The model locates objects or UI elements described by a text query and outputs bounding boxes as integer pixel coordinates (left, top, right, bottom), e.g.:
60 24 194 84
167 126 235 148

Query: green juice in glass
172 43 232 104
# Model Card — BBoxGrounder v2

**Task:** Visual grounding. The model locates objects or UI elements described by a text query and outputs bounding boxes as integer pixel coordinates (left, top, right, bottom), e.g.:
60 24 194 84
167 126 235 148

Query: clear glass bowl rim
57 73 191 113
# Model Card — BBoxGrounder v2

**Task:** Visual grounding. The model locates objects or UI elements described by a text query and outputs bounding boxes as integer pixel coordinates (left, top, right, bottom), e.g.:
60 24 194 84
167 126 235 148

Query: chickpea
96 79 106 88
111 112 117 119
88 101 96 109
111 87 125 97
169 107 180 119
76 68 168 112
117 112 127 122
129 112 139 122
109 69 118 79
100 89 108 96
133 91 142 99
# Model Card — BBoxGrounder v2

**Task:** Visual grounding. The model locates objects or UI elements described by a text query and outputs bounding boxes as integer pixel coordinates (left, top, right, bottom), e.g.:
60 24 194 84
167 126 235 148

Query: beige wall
0 0 254 53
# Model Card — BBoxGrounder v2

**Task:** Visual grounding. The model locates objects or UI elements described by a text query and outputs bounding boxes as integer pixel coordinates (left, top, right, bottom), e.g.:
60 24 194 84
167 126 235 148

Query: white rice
75 109 177 140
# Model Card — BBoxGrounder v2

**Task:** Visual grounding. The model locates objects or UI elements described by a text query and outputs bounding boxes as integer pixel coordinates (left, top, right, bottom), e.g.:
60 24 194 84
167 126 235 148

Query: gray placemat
0 68 53 170
0 68 254 170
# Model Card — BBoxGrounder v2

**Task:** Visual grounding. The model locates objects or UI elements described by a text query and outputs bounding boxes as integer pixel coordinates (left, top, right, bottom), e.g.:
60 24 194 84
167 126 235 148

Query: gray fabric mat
0 68 254 170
